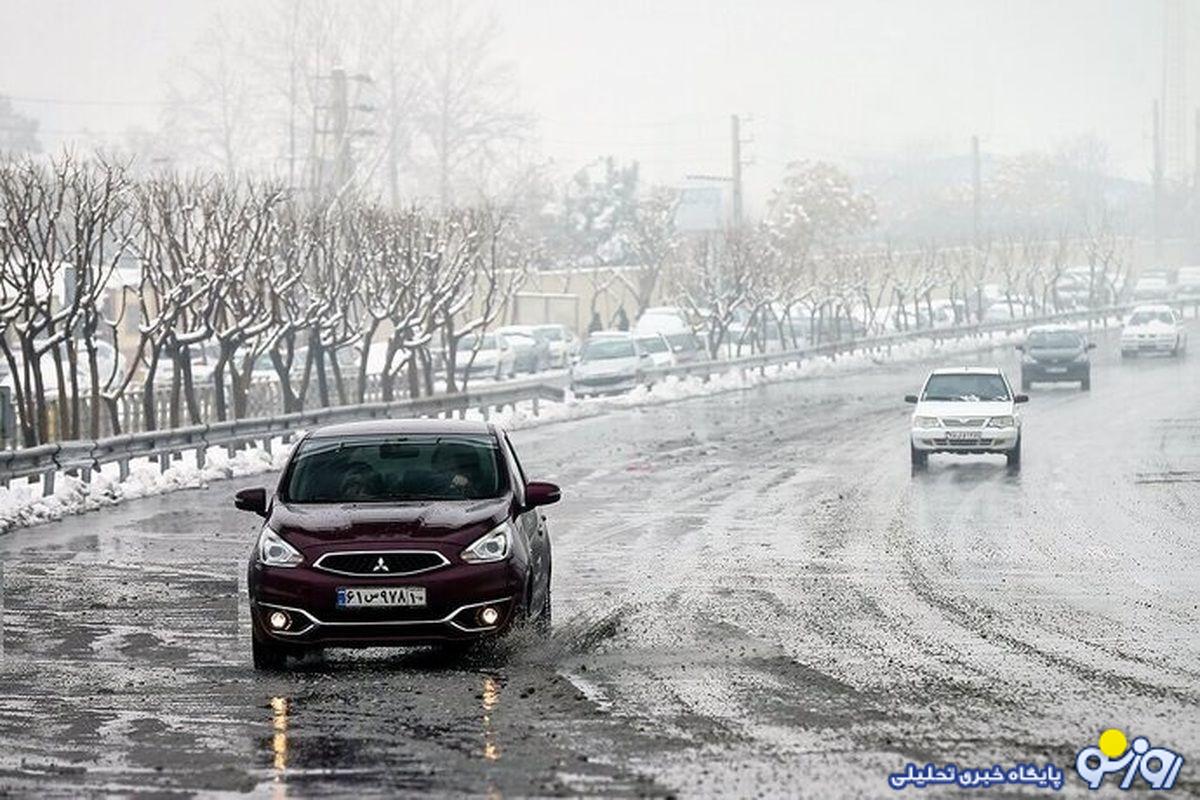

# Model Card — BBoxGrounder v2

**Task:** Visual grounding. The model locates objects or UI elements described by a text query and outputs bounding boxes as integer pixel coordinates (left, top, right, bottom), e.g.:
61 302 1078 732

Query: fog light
268 611 290 631
479 606 500 626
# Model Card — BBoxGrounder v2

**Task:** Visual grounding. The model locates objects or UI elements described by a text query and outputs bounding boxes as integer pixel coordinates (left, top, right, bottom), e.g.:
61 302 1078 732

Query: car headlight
913 415 940 428
1073 351 1088 362
461 522 512 564
257 526 303 567
986 415 1015 428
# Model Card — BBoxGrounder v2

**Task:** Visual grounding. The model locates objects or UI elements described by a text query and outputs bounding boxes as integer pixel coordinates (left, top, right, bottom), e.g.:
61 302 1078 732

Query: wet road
2 324 1199 798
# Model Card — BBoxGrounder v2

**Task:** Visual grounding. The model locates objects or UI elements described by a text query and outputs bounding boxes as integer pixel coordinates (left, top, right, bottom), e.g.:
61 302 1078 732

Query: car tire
535 582 552 635
252 631 291 671
1080 373 1090 391
910 444 928 471
1121 350 1134 359
1006 436 1021 470
1021 376 1031 391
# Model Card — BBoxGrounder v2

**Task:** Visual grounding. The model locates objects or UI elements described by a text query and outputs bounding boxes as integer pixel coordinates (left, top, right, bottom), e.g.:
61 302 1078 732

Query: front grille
315 551 448 577
941 417 987 428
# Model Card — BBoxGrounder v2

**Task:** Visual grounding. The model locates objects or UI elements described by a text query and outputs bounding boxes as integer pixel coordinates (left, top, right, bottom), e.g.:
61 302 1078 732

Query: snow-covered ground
0 324 1064 535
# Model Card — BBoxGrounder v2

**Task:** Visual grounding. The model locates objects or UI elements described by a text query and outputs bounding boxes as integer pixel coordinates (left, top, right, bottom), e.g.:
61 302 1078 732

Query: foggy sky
0 0 1172 203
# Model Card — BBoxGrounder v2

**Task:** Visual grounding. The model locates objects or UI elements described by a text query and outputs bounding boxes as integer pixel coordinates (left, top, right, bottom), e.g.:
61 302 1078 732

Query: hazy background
0 0 1176 210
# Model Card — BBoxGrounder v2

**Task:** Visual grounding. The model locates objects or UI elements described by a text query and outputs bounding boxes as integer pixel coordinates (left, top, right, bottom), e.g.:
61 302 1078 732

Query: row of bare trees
0 154 530 447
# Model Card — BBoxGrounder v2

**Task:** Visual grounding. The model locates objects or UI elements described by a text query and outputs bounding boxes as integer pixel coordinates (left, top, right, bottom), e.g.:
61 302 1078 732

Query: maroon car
234 418 559 669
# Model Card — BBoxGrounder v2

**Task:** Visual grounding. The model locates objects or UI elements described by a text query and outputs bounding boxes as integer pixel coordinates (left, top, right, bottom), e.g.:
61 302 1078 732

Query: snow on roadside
0 322 1103 535
0 442 293 535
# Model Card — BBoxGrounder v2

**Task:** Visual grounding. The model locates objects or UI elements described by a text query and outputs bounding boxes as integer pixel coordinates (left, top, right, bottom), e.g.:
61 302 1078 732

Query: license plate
1045 367 1067 373
337 587 427 608
946 431 981 442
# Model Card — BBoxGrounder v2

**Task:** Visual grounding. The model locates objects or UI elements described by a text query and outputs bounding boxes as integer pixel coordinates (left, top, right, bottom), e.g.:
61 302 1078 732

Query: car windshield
637 336 668 353
505 333 534 346
1128 311 1173 325
922 374 1010 402
582 339 635 360
284 435 505 503
537 327 563 341
1027 331 1082 348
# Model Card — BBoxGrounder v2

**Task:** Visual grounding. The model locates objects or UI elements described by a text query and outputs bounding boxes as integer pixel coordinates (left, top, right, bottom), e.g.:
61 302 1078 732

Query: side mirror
1014 394 1030 404
234 487 269 518
904 394 919 404
1087 342 1097 350
524 481 561 508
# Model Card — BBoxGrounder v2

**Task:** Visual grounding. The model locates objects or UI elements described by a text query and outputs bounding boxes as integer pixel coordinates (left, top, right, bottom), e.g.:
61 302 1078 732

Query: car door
502 433 550 613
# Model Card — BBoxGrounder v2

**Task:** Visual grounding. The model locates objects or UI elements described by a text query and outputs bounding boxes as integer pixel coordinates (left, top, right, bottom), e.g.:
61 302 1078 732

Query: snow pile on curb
0 322 1096 535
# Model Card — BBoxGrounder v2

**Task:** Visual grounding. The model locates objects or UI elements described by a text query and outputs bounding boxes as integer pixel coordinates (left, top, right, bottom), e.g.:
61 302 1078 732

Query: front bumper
571 374 639 395
911 427 1019 454
249 557 523 646
1121 337 1177 354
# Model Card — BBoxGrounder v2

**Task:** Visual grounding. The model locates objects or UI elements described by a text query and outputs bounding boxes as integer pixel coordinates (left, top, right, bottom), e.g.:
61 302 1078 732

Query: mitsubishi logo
372 556 389 572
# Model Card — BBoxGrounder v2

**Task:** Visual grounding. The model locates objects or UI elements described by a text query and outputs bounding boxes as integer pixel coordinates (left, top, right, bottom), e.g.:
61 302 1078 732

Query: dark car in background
1017 325 1095 390
235 418 560 669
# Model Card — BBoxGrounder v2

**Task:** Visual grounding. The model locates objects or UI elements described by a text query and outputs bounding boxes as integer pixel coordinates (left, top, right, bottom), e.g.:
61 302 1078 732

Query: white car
1175 266 1200 302
906 367 1027 471
570 331 652 396
1120 305 1187 358
533 323 579 368
456 332 517 380
1132 276 1172 302
634 333 677 368
634 306 690 336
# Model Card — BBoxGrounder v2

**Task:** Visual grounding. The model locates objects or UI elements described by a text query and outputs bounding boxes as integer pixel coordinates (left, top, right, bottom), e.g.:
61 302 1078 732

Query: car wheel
1006 436 1022 470
1021 376 1031 391
910 444 928 471
252 631 292 671
1080 373 1090 391
1121 350 1134 359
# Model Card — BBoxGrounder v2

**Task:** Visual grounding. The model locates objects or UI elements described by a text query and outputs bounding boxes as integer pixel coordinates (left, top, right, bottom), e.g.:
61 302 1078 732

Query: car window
637 336 668 353
1027 331 1082 348
537 327 563 341
582 339 635 360
284 434 506 503
922 374 1011 402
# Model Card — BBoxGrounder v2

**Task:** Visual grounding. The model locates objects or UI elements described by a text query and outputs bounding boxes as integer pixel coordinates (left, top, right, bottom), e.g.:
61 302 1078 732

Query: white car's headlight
257 526 303 567
986 415 1015 428
913 416 940 428
461 522 512 564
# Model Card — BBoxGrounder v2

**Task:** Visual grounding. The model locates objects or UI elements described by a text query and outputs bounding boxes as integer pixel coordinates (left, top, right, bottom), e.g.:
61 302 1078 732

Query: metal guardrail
0 301 1165 497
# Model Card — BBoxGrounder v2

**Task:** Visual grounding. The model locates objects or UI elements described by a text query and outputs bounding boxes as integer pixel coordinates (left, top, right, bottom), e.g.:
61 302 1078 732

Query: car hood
270 497 510 549
915 400 1014 418
574 357 639 376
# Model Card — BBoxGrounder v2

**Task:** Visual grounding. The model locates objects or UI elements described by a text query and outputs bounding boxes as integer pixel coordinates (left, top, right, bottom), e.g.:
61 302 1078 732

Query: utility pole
971 135 982 249
731 114 744 226
1154 99 1164 262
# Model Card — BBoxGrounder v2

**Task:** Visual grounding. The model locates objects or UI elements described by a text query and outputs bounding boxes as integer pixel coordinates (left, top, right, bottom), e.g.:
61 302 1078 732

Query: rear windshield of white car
536 327 563 341
582 339 635 360
284 435 506 503
1128 311 1174 325
637 336 668 353
1027 331 1082 348
922 374 1011 402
